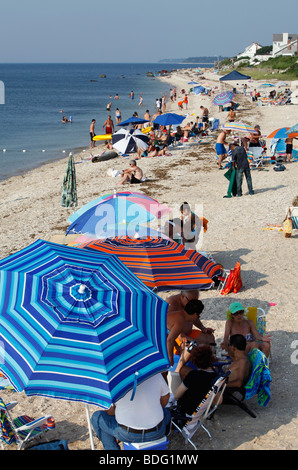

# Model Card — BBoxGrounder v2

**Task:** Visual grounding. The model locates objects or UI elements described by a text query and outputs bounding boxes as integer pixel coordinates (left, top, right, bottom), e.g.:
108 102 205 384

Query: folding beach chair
170 372 230 449
223 348 271 419
0 397 54 450
247 147 265 169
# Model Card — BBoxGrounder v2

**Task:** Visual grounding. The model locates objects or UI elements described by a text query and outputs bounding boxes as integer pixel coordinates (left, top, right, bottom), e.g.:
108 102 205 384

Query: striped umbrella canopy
112 128 149 154
267 127 290 139
79 236 223 292
213 91 234 105
66 192 171 237
61 152 78 208
221 122 258 133
0 239 169 409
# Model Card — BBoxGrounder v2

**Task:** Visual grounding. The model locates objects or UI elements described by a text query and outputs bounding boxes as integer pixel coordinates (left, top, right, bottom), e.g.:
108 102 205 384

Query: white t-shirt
115 374 169 429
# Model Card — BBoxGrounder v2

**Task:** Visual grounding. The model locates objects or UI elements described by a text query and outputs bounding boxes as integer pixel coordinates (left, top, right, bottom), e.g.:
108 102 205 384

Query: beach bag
273 163 286 171
283 208 293 238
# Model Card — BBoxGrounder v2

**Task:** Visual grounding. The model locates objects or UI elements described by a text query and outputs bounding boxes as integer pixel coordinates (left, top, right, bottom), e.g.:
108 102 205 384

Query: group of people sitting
91 289 271 450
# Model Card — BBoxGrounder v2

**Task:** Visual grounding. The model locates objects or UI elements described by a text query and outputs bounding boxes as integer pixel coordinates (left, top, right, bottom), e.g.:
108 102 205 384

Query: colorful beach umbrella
112 128 149 153
79 236 222 292
267 127 290 139
66 192 171 237
0 239 169 409
221 122 258 133
213 91 234 105
68 191 169 224
152 113 186 127
287 123 298 138
117 117 149 127
61 152 78 208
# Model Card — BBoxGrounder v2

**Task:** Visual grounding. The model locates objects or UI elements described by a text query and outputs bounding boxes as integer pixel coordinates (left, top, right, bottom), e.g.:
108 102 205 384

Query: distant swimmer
115 108 121 124
62 116 68 123
115 93 119 99
106 101 112 111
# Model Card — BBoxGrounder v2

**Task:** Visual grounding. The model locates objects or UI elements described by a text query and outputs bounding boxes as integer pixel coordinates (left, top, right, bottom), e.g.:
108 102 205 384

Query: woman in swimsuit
221 302 271 357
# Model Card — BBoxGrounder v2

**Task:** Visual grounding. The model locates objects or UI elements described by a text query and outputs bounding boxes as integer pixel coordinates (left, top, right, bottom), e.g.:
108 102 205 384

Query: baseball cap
229 302 244 314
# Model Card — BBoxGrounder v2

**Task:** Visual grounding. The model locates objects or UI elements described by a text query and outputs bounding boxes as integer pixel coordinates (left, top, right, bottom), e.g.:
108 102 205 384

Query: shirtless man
216 129 231 169
166 298 215 366
200 106 209 130
90 119 96 148
225 334 252 388
102 115 114 135
118 160 143 185
285 135 298 162
227 108 236 122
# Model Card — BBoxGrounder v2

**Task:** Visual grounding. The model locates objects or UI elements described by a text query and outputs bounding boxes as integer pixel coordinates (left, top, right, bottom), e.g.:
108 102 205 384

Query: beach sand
0 68 297 451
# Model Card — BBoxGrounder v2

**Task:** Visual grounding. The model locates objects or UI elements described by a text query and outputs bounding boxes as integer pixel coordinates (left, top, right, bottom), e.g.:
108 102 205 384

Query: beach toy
62 150 66 153
269 303 277 306
22 149 26 152
41 149 45 152
93 134 112 141
2 149 6 152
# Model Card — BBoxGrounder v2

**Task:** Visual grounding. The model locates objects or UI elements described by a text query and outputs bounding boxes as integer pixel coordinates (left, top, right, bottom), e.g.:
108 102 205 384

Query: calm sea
0 63 211 181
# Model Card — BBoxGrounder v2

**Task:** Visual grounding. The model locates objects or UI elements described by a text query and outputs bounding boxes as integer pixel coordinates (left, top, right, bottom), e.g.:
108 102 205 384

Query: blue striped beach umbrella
0 239 169 410
213 91 234 105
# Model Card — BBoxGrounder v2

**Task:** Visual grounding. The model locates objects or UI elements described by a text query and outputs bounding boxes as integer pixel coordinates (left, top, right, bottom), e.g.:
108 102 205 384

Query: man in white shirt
91 373 171 450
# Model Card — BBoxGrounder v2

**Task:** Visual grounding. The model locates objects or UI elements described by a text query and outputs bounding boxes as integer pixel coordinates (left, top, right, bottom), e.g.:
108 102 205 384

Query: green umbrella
61 152 78 207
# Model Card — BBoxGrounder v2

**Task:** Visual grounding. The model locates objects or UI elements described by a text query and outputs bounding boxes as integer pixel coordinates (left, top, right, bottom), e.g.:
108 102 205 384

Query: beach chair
0 397 54 450
247 147 265 169
288 206 298 230
170 372 230 449
223 348 271 419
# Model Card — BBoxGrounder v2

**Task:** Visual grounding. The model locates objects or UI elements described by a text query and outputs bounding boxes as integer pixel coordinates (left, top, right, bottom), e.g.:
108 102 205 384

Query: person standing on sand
230 143 254 197
90 119 96 148
103 115 114 135
216 129 230 169
200 106 209 130
285 135 298 162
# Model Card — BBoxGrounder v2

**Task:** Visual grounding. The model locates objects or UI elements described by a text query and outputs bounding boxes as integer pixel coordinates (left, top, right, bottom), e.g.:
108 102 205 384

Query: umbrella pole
85 404 95 450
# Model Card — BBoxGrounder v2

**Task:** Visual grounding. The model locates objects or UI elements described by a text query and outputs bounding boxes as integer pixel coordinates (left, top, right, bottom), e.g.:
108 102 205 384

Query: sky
1 0 298 63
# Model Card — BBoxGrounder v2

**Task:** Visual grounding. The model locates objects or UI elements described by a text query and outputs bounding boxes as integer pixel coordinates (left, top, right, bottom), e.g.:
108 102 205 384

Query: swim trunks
202 116 209 122
130 174 142 184
286 143 293 154
216 143 226 155
105 126 112 134
90 132 94 141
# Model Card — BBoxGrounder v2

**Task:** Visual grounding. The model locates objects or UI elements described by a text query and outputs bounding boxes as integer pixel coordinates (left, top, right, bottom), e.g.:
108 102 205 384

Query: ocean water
0 63 210 181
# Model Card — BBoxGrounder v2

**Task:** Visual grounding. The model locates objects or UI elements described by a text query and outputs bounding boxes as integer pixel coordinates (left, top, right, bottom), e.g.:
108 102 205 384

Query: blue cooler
123 436 169 450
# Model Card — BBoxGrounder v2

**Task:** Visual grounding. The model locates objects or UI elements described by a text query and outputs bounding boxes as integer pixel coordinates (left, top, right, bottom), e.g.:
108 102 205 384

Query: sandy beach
0 68 297 451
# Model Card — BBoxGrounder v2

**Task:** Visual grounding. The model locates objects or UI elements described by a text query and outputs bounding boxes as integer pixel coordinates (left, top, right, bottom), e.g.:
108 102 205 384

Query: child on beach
221 302 271 358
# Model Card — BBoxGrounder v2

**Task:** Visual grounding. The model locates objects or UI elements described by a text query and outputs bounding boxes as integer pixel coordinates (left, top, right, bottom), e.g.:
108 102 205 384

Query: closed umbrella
213 91 234 106
112 128 149 154
80 236 223 292
0 239 169 447
61 152 78 208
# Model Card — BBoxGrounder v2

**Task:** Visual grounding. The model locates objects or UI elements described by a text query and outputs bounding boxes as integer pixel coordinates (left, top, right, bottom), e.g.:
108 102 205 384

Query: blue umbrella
0 239 169 410
66 193 170 236
287 123 298 135
188 81 198 85
117 117 149 127
152 113 186 127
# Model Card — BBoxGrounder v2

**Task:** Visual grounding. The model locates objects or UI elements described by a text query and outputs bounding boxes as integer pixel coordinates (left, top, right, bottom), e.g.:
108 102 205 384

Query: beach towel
245 349 271 407
221 262 242 295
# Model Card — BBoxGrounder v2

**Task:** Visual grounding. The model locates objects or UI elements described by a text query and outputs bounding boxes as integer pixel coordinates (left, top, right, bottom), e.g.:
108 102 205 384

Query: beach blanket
245 348 271 406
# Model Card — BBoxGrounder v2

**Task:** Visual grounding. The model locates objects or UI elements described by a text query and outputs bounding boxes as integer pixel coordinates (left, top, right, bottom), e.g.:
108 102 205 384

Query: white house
273 33 298 57
237 42 262 60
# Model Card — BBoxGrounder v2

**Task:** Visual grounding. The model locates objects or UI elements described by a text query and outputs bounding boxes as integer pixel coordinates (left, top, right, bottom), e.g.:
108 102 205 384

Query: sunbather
221 302 271 357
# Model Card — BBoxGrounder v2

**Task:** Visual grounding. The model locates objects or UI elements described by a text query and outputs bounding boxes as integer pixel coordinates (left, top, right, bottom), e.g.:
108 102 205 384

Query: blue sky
1 0 298 62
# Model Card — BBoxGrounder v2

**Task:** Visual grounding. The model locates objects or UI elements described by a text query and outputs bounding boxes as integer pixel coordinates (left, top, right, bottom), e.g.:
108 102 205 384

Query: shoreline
1 67 298 450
